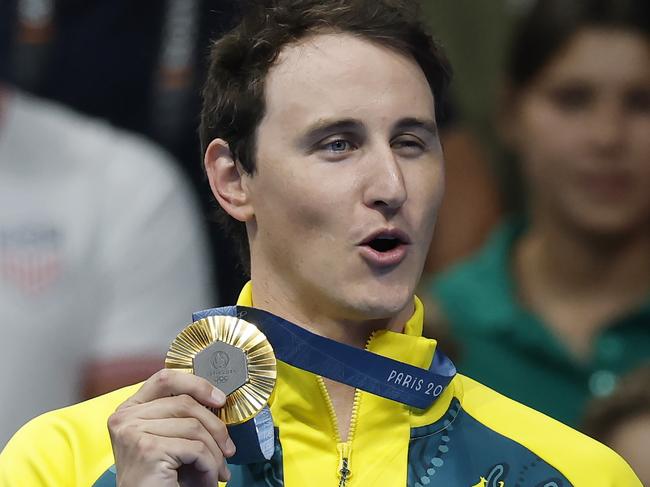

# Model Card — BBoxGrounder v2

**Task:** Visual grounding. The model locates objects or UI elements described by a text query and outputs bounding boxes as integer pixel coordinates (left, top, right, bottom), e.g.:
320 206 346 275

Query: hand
108 369 236 487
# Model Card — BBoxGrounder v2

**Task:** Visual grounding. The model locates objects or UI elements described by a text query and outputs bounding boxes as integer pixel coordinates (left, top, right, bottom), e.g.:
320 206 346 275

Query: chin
565 207 648 242
350 282 415 319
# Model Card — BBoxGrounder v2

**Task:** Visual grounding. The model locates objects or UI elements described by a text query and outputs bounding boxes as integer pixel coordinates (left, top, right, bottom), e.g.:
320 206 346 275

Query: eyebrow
298 118 365 148
393 117 438 137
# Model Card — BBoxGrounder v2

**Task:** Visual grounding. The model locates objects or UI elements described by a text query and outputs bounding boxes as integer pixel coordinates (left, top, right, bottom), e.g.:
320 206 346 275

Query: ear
204 138 255 222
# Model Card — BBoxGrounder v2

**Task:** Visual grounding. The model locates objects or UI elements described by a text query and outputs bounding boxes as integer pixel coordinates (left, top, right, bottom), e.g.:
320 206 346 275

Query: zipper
337 443 351 487
317 330 378 487
317 378 358 487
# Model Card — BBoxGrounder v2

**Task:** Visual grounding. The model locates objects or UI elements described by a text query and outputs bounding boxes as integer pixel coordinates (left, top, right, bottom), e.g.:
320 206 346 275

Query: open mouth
367 237 402 253
358 230 410 266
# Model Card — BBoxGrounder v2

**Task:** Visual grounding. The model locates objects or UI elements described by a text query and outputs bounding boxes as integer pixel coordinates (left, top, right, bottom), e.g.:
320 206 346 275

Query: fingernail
211 387 226 405
226 437 236 456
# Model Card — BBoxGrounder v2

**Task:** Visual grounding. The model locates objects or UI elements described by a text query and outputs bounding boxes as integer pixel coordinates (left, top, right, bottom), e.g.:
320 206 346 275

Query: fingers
141 434 230 485
109 369 235 485
142 418 223 462
121 369 226 409
122 396 236 458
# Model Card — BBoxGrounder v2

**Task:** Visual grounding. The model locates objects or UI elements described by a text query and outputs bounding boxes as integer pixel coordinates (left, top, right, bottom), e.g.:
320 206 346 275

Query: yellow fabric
0 383 139 487
0 282 641 486
248 284 453 487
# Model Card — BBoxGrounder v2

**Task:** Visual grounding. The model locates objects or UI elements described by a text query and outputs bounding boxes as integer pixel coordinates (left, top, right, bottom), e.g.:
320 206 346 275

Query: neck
517 217 650 300
514 215 649 359
248 274 411 349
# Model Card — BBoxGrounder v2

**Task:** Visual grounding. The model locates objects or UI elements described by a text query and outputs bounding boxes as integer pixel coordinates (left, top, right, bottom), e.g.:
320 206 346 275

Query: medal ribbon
93 303 458 477
193 305 456 410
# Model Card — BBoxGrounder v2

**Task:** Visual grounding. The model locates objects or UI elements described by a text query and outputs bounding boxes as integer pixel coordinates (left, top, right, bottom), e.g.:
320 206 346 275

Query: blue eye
325 139 351 152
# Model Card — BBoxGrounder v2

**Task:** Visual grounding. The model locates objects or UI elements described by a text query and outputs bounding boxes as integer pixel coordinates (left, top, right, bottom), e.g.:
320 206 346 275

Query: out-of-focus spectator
582 364 650 485
0 84 214 447
0 0 245 303
423 0 650 427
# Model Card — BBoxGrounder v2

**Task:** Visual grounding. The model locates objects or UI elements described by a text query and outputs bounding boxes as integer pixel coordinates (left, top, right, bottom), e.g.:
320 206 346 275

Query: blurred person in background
424 0 650 427
0 83 214 447
582 364 650 486
0 0 245 303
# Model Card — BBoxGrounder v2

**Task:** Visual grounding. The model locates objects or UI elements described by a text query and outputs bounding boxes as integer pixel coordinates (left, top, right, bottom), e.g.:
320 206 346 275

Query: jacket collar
237 281 442 394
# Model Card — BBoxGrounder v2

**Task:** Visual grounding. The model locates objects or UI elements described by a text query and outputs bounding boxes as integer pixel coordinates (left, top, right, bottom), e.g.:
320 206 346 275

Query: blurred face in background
507 28 650 238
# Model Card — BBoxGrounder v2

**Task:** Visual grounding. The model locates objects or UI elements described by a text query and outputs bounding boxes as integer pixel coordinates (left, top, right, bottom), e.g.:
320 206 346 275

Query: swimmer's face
224 33 444 322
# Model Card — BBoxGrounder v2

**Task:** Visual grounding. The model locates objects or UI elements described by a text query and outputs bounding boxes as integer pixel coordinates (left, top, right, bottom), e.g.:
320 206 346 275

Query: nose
362 144 407 216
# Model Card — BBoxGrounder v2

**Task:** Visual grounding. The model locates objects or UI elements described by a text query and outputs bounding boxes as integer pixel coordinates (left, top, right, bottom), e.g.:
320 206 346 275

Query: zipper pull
337 442 352 487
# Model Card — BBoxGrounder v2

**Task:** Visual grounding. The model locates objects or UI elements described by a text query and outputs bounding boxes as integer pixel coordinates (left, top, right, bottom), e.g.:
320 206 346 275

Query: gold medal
165 315 277 425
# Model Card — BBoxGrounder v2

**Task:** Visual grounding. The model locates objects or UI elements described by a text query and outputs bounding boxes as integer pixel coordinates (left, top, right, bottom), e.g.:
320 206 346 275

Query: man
0 84 214 448
0 1 641 486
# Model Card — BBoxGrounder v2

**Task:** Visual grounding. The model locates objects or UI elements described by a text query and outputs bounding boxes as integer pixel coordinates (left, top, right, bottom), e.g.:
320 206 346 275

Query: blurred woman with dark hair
425 0 650 427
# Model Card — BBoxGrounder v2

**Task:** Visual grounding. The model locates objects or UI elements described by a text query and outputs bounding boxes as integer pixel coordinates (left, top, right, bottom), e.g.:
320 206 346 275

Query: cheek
628 120 650 167
425 170 445 218
517 102 579 186
406 163 445 226
258 172 342 241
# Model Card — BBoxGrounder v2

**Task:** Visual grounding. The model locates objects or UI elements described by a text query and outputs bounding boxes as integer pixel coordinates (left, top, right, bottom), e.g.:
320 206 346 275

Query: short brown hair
507 0 649 90
200 0 451 274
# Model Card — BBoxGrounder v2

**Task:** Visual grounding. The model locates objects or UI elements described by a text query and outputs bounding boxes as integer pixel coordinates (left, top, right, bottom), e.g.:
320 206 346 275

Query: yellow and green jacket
0 284 640 486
